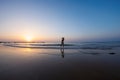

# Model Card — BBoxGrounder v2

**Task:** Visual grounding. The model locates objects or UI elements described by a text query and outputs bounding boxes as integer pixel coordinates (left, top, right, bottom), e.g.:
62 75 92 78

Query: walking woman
61 37 65 47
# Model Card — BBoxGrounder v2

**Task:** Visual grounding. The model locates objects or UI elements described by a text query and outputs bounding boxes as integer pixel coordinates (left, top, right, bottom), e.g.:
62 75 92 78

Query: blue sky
0 0 120 42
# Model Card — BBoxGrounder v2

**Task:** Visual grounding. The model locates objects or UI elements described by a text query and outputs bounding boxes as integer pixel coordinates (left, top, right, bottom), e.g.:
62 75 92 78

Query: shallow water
0 42 120 80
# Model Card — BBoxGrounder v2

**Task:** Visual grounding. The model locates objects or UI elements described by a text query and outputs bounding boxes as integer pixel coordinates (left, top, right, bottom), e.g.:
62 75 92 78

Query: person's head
62 37 64 39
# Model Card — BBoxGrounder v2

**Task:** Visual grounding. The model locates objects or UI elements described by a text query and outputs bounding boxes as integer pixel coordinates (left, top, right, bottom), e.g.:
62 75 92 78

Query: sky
0 0 120 42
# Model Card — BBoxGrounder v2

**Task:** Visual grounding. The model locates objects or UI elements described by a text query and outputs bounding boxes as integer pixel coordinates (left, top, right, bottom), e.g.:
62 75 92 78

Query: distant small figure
61 37 65 47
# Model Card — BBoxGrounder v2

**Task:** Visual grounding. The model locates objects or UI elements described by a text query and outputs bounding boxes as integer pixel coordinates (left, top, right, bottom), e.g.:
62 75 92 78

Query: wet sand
0 44 120 80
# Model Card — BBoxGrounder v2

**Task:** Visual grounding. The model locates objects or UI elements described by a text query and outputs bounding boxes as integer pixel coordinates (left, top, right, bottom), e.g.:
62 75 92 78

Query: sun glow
25 35 33 42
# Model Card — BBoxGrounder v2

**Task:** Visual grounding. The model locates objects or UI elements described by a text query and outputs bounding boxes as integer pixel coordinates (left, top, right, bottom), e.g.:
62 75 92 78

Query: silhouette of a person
61 37 64 47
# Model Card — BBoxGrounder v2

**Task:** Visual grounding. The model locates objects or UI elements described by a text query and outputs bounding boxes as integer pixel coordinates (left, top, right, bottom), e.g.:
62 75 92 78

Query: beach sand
0 43 120 80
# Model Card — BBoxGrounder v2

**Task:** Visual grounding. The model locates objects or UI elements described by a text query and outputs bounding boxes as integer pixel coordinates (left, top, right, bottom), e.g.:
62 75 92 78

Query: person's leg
61 42 64 48
61 42 62 46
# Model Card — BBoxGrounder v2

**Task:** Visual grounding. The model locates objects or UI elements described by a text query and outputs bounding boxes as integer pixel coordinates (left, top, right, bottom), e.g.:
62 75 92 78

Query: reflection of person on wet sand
60 48 64 58
61 37 64 48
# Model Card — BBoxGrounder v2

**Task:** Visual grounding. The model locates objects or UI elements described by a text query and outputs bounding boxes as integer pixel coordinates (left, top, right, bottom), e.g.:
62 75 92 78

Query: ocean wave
2 43 119 50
